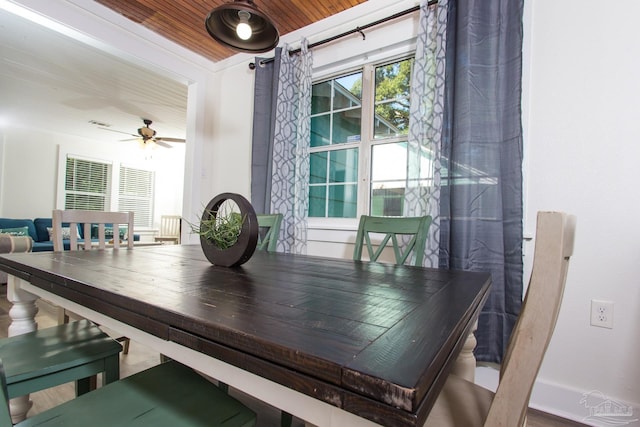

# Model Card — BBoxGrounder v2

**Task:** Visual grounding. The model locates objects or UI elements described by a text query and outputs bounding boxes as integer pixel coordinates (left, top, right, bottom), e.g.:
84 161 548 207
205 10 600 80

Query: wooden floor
0 284 587 427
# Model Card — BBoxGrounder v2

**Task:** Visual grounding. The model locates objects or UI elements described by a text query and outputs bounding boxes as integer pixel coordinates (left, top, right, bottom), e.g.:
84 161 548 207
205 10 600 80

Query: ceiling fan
100 119 185 148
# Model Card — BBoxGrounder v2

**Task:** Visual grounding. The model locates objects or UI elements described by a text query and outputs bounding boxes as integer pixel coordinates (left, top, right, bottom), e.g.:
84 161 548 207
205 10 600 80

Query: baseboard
475 366 640 426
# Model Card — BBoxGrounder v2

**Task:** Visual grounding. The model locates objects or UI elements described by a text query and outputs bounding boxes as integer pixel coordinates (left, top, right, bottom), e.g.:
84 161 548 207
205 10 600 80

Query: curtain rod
248 0 437 69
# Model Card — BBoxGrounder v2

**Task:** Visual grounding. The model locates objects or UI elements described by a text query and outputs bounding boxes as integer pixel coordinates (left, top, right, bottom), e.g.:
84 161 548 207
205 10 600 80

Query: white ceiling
0 7 188 145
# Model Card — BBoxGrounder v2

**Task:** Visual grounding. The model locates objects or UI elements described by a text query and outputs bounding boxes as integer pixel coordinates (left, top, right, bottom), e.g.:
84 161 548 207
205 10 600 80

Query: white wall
0 128 57 218
521 0 640 423
0 127 185 231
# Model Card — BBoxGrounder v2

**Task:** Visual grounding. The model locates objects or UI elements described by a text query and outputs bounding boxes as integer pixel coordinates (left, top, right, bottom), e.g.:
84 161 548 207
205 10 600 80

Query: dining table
0 244 491 426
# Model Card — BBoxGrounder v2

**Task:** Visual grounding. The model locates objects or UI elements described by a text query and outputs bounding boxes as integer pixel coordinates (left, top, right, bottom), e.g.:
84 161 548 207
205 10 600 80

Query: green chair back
256 214 283 252
353 215 432 267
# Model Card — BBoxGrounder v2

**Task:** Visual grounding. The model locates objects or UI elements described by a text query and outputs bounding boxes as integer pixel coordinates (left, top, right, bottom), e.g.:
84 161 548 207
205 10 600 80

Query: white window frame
62 155 113 211
308 55 414 228
56 147 156 230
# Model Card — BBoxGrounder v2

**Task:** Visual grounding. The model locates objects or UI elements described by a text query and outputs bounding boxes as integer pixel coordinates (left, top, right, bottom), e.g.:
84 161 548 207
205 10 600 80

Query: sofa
0 217 140 252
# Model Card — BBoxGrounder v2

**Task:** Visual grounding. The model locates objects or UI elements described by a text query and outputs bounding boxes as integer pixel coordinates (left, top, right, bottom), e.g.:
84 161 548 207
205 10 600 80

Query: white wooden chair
154 215 181 244
425 211 577 427
52 209 134 251
52 209 134 353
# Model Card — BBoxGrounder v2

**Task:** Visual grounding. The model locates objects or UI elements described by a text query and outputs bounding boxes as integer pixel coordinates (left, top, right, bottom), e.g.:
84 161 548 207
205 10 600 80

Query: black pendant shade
205 0 279 53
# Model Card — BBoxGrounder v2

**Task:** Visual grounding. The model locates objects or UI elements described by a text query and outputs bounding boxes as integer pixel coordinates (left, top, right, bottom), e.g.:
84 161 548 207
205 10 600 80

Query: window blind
64 157 112 211
118 166 154 228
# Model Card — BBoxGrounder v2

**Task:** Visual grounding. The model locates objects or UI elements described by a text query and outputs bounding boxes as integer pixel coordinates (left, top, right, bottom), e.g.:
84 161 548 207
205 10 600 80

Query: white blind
118 166 154 228
65 157 112 210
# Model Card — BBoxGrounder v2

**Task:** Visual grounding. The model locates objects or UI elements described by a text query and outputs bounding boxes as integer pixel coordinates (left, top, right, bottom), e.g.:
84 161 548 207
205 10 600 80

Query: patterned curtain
269 40 313 254
440 0 525 363
404 0 448 268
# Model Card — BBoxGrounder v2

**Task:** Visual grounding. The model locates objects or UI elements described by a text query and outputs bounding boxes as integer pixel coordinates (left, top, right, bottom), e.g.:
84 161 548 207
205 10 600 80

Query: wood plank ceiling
95 0 368 63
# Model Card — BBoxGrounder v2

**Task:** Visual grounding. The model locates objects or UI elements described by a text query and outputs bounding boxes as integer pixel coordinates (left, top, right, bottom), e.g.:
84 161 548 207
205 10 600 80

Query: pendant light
205 0 279 53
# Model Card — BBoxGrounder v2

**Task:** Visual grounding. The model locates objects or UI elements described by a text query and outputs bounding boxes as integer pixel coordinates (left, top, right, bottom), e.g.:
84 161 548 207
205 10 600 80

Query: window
309 57 416 218
118 166 155 228
65 157 112 211
63 155 155 229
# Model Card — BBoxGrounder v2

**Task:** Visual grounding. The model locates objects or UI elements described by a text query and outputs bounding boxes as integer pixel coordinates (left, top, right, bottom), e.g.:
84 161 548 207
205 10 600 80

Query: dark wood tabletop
0 245 491 427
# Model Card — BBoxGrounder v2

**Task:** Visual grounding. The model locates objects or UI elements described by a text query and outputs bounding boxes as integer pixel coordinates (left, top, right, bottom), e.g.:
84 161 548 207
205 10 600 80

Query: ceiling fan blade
99 127 138 137
154 140 173 149
120 138 140 142
155 137 185 143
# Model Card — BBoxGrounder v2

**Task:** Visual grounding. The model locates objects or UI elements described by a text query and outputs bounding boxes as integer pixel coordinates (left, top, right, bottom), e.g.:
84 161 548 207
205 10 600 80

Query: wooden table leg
450 320 478 382
7 275 38 423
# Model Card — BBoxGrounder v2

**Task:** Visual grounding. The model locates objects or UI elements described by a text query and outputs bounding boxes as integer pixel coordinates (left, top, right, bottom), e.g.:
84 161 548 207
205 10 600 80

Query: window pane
308 186 326 217
329 149 358 183
309 148 358 218
333 109 361 144
371 142 407 182
328 185 357 218
371 143 407 216
375 59 413 101
374 101 410 138
334 72 362 109
371 188 405 217
310 152 328 184
311 114 330 147
311 72 363 147
374 58 413 139
312 81 332 114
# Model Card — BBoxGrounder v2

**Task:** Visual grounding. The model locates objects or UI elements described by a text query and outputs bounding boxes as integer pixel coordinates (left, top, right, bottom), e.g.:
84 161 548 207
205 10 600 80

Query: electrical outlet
590 300 614 329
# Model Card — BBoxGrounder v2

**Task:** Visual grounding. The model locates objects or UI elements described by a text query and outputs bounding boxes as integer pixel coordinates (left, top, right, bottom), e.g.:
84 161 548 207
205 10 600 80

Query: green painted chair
256 214 283 252
0 358 256 427
353 215 433 266
0 319 122 421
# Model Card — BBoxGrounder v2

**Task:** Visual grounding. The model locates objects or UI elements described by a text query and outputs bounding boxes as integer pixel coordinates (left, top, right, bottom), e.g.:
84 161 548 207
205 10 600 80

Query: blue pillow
34 218 53 242
0 219 37 241
91 225 128 240
0 226 30 236
35 218 83 241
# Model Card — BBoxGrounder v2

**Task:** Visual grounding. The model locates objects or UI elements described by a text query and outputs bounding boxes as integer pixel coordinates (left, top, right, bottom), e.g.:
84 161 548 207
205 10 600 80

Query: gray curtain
440 0 524 363
251 49 282 214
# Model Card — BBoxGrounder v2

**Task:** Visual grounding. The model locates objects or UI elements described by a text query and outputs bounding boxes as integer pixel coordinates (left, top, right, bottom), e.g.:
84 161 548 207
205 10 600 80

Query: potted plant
190 193 259 267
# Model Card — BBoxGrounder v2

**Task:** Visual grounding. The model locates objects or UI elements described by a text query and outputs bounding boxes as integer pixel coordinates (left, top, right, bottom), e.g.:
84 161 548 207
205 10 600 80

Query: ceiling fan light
205 0 278 53
138 127 155 138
